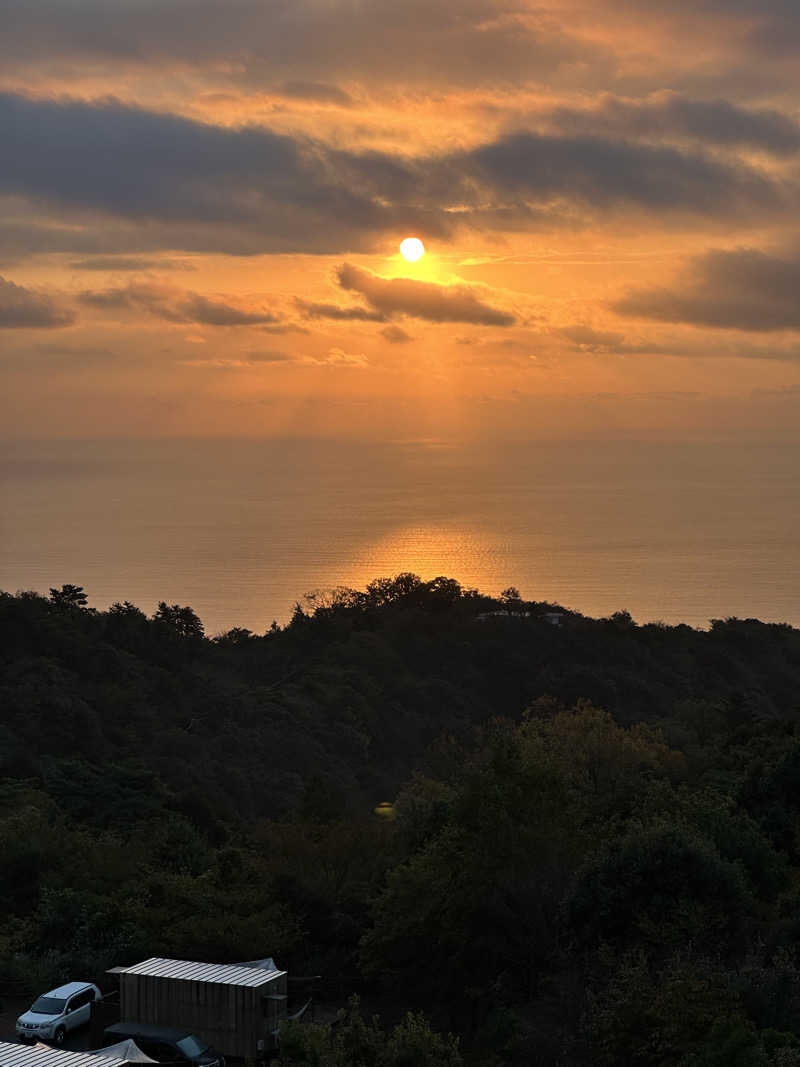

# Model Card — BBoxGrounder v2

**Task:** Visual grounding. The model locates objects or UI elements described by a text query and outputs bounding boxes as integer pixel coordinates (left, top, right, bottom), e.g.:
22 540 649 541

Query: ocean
2 437 798 634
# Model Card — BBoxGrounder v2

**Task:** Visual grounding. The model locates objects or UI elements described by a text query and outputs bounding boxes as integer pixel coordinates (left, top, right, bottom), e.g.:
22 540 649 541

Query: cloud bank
615 247 800 332
79 282 281 326
0 276 74 328
0 92 794 259
546 93 800 155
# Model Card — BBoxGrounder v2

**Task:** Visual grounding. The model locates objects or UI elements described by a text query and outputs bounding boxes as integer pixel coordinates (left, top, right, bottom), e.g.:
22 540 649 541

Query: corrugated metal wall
120 973 287 1058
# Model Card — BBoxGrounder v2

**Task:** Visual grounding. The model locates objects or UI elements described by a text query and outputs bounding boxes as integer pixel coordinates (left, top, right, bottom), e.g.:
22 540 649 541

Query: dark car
102 1022 225 1067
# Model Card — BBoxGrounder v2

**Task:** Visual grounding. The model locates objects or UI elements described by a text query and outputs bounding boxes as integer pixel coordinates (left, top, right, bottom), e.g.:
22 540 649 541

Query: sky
3 0 800 443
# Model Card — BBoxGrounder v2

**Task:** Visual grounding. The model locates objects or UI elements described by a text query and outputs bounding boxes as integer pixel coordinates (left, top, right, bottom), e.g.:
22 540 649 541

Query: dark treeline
3 577 800 1065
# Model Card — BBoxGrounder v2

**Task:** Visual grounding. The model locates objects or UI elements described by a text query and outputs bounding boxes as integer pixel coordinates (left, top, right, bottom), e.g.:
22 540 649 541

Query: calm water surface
2 438 798 633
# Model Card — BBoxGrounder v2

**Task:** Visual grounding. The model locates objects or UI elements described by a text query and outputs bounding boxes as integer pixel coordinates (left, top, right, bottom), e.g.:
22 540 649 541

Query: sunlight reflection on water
2 437 799 633
343 523 501 594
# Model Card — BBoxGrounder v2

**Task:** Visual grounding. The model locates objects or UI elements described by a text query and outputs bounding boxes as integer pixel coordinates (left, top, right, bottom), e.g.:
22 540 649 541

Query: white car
16 981 101 1045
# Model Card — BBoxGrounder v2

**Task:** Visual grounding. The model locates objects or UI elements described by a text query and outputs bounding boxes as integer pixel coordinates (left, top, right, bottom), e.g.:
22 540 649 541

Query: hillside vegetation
3 577 800 1065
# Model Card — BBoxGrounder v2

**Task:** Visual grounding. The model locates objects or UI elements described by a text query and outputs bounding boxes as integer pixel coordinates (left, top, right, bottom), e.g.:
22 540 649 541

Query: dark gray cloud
614 247 800 331
0 92 452 255
747 15 800 58
336 264 516 326
547 94 800 156
0 216 178 264
681 0 797 11
0 93 374 241
0 0 604 90
0 275 75 328
79 282 281 326
461 132 785 216
0 92 794 261
603 0 799 22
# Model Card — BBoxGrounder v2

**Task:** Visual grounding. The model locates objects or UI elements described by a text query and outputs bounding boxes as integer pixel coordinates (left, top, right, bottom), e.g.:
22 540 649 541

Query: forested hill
4 578 800 1065
2 578 799 822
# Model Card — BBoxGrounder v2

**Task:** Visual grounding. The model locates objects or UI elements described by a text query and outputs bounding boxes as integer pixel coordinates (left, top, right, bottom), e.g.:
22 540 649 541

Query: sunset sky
3 0 800 443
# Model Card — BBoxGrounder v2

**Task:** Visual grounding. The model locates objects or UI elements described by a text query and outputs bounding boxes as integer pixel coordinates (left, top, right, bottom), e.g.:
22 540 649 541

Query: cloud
556 325 627 352
278 81 353 106
0 92 793 262
551 319 800 359
68 256 195 271
79 282 281 326
0 276 75 328
179 294 280 326
296 300 386 322
317 347 368 367
335 264 516 326
0 1 605 92
614 247 800 331
747 14 800 58
546 93 800 156
261 322 310 334
0 92 444 256
245 349 293 362
461 132 786 218
182 349 293 368
381 325 414 343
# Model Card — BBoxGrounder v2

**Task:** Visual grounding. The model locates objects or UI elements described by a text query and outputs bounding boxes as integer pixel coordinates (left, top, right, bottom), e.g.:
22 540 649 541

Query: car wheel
54 1027 66 1046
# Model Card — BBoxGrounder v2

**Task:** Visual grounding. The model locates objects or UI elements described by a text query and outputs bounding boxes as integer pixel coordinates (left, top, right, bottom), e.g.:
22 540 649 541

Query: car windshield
176 1036 209 1058
31 997 66 1015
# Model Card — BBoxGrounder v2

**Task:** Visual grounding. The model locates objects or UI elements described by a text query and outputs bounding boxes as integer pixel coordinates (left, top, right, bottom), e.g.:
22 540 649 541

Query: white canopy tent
88 1042 155 1064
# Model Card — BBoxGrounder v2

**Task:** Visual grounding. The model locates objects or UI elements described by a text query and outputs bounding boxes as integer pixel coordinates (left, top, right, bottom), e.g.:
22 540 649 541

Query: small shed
0 1044 128 1067
112 958 288 1058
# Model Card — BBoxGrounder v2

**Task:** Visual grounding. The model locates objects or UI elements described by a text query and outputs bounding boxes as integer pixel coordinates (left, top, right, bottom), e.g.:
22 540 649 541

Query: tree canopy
2 578 800 1064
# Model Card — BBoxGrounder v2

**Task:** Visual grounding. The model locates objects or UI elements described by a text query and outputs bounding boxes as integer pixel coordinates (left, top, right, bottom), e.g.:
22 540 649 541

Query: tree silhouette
499 586 523 611
49 584 88 609
153 601 205 639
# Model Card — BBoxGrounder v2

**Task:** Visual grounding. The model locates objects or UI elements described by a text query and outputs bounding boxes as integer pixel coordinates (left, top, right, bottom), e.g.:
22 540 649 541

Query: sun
400 237 425 262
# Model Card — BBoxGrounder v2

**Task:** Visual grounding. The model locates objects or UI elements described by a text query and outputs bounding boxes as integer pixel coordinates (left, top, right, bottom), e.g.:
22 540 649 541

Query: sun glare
400 237 425 262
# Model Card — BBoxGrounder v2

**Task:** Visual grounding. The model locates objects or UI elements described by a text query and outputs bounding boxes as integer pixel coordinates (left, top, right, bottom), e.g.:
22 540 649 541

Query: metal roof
0 1043 124 1067
117 958 284 987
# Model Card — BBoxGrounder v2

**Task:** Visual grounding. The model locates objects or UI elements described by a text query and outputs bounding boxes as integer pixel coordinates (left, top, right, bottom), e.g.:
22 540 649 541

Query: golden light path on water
2 439 799 633
339 523 500 595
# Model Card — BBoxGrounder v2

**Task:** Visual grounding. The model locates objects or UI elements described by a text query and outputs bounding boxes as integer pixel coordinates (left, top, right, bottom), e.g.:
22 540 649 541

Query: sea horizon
3 435 798 635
